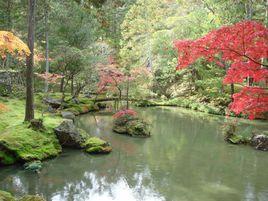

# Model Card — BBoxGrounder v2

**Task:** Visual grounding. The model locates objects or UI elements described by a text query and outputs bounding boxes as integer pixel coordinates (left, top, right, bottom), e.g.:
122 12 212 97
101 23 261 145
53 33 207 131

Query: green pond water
0 107 268 201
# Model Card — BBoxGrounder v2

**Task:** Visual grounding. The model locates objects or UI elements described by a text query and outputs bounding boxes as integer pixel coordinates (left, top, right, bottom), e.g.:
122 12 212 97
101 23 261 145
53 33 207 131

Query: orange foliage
0 31 30 59
0 103 9 113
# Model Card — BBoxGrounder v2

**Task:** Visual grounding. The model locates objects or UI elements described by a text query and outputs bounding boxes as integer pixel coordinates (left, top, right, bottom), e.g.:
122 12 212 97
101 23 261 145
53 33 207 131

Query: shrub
0 103 8 113
113 109 137 119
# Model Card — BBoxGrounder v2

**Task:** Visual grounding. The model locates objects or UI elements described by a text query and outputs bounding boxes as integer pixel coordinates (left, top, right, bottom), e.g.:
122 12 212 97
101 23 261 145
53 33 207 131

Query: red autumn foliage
35 72 64 84
113 109 137 119
229 87 268 120
97 55 127 93
97 65 126 93
174 20 268 119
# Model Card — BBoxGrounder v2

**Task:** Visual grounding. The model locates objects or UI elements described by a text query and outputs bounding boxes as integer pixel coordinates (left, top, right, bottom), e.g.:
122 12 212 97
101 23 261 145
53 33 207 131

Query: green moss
18 195 46 201
84 137 107 147
0 149 18 165
0 122 8 131
64 100 98 115
0 98 61 166
136 98 225 116
84 137 112 154
0 190 15 201
0 124 61 165
228 134 250 144
86 146 103 153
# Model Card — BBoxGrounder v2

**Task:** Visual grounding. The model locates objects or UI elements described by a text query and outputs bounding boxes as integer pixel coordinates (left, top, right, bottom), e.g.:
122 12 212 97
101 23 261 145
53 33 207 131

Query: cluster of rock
54 120 112 154
113 115 150 137
43 97 102 115
223 124 268 151
250 134 268 151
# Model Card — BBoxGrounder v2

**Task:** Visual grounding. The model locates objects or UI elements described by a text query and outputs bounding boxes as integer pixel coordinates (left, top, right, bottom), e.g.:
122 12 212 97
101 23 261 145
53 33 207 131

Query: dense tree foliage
175 20 268 119
0 0 267 120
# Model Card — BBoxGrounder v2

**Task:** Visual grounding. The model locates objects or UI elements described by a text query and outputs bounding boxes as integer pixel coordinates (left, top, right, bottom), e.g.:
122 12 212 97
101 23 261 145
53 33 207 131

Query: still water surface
0 107 268 201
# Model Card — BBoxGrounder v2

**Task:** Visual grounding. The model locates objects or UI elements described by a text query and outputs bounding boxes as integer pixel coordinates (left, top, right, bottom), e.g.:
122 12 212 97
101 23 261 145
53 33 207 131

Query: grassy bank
0 94 98 166
0 97 63 165
135 97 227 116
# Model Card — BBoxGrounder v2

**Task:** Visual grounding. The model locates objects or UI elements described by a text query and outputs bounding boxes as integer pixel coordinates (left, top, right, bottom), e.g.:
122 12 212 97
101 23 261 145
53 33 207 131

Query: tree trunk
60 77 64 92
230 84 234 101
6 0 12 30
126 76 130 109
71 75 74 95
72 83 85 99
25 0 36 122
245 0 253 19
44 4 49 93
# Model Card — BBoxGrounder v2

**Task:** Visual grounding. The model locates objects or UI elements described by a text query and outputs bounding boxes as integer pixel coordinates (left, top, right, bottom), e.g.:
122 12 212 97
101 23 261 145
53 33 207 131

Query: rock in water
251 135 268 151
24 160 42 172
113 116 150 137
84 137 112 154
54 120 88 148
126 119 150 137
61 111 75 121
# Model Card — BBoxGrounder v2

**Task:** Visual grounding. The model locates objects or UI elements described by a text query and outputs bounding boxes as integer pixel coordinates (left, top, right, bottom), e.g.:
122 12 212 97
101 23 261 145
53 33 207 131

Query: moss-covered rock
64 99 99 115
222 123 250 144
227 134 250 144
0 124 62 166
113 116 150 137
61 111 75 120
54 120 89 148
18 195 46 201
23 160 42 172
126 119 150 137
84 137 112 154
0 190 15 201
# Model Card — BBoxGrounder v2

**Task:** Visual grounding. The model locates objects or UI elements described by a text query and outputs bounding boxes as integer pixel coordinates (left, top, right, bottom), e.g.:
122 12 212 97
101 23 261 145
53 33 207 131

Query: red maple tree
174 20 268 119
97 64 126 94
113 109 137 119
35 72 64 84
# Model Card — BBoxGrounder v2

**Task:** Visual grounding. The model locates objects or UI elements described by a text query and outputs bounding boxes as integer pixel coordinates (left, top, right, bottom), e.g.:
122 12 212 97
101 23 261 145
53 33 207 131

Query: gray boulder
251 134 268 151
43 97 61 109
54 120 88 148
61 111 75 120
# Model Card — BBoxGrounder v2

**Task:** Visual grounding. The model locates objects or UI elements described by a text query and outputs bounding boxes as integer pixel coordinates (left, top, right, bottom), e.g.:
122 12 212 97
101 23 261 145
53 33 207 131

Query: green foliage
0 190 15 201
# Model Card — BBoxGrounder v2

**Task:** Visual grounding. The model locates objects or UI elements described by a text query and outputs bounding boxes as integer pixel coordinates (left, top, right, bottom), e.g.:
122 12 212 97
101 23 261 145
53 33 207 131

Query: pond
0 107 268 201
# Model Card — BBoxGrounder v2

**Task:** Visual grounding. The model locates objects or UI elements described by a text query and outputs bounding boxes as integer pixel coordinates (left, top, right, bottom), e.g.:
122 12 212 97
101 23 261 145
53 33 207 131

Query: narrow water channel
0 107 267 201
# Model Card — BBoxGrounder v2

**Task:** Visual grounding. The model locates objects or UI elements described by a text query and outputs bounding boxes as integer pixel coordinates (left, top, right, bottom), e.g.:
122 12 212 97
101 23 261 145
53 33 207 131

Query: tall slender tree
25 0 36 121
44 0 50 92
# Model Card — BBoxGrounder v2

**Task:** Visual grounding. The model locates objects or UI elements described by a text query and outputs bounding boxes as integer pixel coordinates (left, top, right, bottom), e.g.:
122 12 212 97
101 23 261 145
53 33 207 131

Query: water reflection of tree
1 108 268 201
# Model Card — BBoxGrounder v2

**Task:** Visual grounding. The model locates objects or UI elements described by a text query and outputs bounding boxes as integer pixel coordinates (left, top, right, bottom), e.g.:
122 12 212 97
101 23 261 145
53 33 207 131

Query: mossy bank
0 95 101 166
0 98 63 166
0 190 46 201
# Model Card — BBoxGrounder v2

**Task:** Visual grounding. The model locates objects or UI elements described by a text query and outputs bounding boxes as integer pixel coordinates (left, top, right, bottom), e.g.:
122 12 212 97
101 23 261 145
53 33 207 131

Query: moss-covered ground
0 97 63 165
0 190 46 201
0 93 103 166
